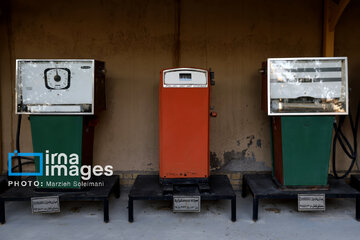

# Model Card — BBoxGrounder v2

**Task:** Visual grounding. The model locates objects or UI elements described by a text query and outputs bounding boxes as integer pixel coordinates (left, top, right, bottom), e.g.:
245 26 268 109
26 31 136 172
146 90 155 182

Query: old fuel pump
14 59 106 189
127 68 235 221
262 57 348 187
159 68 215 189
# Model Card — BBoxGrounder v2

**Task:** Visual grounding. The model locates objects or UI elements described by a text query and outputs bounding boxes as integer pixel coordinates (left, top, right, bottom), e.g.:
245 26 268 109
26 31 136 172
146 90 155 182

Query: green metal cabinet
272 116 334 186
31 116 93 189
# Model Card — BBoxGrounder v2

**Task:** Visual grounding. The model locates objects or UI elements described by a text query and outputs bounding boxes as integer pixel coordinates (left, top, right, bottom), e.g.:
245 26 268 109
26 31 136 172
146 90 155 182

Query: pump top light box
267 57 348 116
16 59 106 115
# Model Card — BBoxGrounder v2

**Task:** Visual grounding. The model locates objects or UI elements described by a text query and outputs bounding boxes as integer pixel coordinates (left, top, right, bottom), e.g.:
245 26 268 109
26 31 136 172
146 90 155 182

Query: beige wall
0 0 13 174
0 0 359 173
334 0 360 172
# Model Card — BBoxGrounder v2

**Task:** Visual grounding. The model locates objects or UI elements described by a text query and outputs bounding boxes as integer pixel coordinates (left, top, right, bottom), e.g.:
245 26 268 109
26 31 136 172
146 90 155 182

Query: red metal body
159 68 210 179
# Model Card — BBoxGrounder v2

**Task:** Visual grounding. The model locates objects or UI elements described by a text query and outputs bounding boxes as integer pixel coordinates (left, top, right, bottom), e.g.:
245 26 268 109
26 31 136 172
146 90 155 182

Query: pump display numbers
179 73 192 81
163 68 207 87
45 68 71 90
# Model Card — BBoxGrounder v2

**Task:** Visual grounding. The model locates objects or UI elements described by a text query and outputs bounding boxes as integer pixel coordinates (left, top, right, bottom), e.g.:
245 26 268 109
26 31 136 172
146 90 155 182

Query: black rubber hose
16 114 22 173
9 115 35 175
11 156 34 161
335 117 354 158
11 161 35 171
332 102 359 179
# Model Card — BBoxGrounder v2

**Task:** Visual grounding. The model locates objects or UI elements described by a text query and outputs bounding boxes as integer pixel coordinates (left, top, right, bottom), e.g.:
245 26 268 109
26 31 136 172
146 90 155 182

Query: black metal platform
242 174 360 221
0 176 7 194
0 175 120 223
128 175 236 222
351 175 360 192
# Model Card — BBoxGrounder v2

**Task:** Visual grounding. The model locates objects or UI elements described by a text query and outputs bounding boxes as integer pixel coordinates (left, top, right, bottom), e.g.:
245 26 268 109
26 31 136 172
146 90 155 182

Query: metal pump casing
16 59 105 115
267 57 348 116
159 68 211 180
14 59 105 189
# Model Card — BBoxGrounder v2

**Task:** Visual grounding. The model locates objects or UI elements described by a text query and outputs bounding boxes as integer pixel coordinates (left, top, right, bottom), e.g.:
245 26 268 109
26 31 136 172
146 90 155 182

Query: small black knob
54 75 61 82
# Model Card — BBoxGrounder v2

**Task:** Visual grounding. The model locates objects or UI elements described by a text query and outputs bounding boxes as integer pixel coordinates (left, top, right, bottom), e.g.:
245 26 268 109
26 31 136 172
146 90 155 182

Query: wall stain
210 152 222 170
246 135 255 148
256 139 262 148
212 135 270 171
221 149 270 171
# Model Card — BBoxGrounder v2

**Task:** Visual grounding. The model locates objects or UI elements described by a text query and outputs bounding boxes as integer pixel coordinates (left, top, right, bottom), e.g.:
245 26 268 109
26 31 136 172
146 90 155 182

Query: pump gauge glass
44 68 71 90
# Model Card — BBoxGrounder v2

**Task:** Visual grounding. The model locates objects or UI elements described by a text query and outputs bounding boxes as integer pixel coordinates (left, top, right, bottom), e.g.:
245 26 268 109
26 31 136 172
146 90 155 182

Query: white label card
173 196 201 212
31 196 60 214
298 194 325 212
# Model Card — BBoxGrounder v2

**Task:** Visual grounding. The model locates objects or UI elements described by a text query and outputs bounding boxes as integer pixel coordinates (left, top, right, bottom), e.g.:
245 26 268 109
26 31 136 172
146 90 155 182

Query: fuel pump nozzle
209 68 216 117
209 68 215 86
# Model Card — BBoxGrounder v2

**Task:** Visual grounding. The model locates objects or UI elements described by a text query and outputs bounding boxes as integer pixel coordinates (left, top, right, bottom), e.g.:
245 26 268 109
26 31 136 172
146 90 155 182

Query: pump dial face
44 68 71 90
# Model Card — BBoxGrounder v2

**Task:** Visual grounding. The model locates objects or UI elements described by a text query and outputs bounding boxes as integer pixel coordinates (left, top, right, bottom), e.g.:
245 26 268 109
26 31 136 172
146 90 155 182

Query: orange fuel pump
159 68 215 184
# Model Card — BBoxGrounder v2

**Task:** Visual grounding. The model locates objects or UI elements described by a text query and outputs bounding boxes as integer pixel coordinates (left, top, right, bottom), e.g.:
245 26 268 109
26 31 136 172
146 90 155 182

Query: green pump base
271 116 334 187
30 115 94 189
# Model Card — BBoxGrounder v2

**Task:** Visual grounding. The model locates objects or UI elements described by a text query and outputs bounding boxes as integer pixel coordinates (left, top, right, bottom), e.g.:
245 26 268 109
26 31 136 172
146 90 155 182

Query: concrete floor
0 191 359 240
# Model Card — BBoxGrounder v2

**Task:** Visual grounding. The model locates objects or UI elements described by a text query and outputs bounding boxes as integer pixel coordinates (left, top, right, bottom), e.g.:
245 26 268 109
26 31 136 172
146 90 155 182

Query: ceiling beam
323 0 351 57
